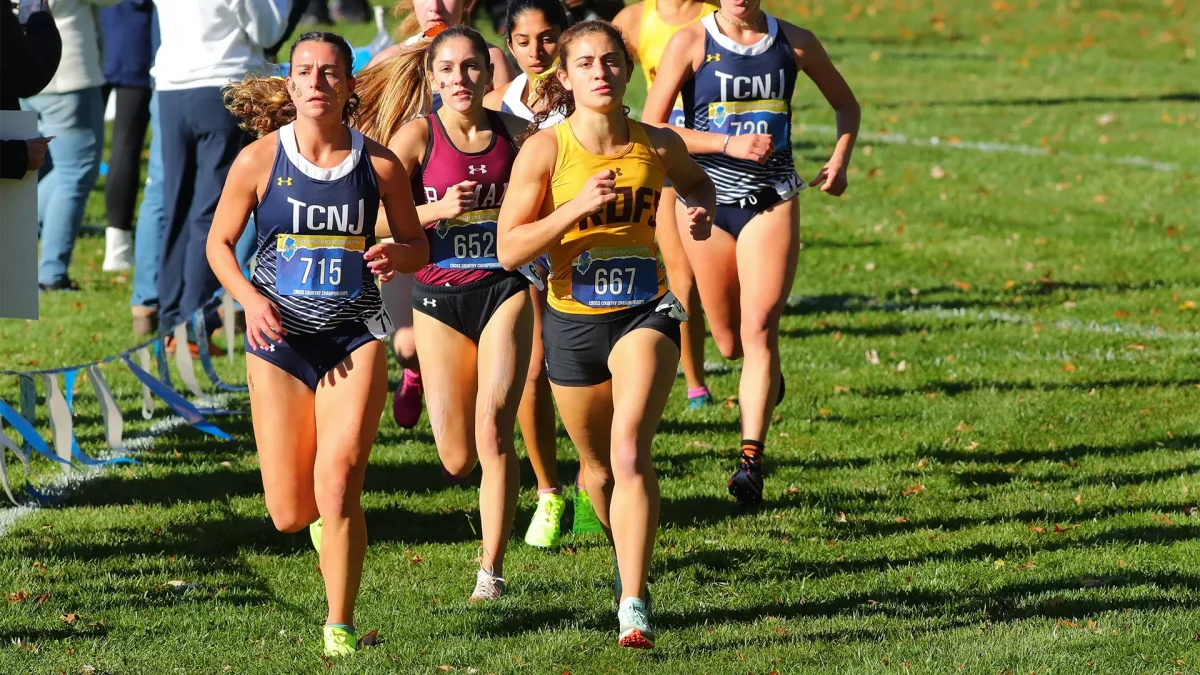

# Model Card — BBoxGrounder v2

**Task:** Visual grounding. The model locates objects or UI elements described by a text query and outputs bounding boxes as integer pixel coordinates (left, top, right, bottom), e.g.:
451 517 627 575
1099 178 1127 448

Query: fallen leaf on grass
37 593 50 604
930 165 947 179
894 516 909 523
1029 526 1045 533
955 421 974 432
833 385 850 393
865 350 880 365
1017 561 1037 570
1180 300 1196 310
437 666 456 672
685 440 712 449
896 360 908 372
819 408 832 416
1127 343 1146 351
915 457 930 469
1063 362 1077 372
1053 523 1079 534
60 613 79 624
952 280 972 291
724 396 738 409
965 441 979 451
7 591 29 604
358 630 378 648
902 484 926 497
219 461 233 468
836 512 848 523
994 559 1005 568
1153 513 1174 526
1073 494 1082 506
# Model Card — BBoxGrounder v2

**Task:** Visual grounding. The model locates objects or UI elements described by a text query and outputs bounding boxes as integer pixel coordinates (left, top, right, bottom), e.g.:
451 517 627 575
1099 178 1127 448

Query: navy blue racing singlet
682 13 805 204
250 123 392 337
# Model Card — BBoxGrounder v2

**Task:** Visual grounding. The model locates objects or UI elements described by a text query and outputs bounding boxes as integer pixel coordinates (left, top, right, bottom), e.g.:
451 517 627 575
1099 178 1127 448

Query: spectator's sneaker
468 568 507 602
617 597 655 649
38 277 79 292
102 227 133 272
392 369 424 428
572 487 604 534
323 624 356 657
728 450 764 506
524 491 565 548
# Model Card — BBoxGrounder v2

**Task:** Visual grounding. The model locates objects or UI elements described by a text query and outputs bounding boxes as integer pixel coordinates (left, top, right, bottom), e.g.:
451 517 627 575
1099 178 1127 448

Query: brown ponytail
524 20 634 141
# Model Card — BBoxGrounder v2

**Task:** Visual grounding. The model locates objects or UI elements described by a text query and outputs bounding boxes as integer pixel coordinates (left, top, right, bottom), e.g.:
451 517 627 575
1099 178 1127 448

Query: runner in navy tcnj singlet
208 32 429 657
644 0 860 507
384 25 536 603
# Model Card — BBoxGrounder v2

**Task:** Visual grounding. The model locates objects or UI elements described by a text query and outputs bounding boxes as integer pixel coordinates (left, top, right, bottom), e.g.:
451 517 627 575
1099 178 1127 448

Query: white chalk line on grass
0 393 235 538
797 124 1186 173
786 295 1200 341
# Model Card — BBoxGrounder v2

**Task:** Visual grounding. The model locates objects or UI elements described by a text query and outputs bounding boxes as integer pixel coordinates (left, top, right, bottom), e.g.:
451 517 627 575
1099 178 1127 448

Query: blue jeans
21 87 105 286
131 91 163 308
157 87 250 331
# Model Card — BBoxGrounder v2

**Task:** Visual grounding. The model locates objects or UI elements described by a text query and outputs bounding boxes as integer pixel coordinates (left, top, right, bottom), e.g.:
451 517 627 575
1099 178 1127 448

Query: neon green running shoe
323 624 357 657
572 487 604 534
524 491 566 548
309 517 322 554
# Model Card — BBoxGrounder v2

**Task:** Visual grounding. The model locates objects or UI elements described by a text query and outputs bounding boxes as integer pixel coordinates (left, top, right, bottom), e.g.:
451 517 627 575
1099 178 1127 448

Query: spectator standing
98 0 154 272
20 0 118 291
152 0 288 347
128 4 162 334
1 0 61 180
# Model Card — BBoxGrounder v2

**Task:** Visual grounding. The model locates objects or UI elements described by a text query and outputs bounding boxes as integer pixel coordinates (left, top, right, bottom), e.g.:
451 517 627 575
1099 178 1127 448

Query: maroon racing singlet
411 110 517 286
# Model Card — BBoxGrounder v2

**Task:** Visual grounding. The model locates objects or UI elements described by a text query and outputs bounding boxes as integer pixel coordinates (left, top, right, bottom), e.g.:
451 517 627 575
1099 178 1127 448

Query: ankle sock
740 439 764 460
403 369 422 387
538 487 562 496
325 623 354 633
687 386 710 399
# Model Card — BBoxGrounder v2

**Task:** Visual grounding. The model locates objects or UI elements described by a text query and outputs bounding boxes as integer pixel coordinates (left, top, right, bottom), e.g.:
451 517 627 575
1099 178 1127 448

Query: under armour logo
612 168 622 176
276 176 292 186
468 165 487 175
705 53 721 62
423 298 437 307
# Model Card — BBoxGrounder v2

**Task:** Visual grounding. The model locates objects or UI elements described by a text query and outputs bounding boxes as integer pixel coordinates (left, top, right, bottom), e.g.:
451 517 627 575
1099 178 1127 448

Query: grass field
3 0 1200 672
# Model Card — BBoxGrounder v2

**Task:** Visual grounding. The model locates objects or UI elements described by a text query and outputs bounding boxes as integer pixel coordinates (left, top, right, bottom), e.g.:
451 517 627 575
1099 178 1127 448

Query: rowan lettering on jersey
576 187 662 231
286 197 368 235
422 180 509 210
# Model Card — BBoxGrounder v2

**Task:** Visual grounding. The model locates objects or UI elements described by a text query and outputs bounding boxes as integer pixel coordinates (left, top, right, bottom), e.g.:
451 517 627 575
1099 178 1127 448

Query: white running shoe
102 227 133 272
468 568 506 602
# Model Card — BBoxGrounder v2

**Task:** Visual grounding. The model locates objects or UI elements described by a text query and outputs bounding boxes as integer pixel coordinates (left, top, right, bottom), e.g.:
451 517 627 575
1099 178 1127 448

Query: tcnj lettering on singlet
577 187 661 230
424 182 509 209
287 197 366 235
715 69 787 101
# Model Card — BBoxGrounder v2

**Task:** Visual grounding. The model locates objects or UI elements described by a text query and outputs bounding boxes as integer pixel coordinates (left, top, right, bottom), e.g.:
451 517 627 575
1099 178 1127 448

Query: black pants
157 87 250 331
102 85 152 232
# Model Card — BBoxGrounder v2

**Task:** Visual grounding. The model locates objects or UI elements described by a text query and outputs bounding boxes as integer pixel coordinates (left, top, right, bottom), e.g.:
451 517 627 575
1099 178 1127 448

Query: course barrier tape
0 292 245 505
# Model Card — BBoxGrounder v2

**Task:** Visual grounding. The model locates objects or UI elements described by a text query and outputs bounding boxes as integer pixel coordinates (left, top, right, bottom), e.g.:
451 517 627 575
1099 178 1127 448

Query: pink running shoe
392 368 424 428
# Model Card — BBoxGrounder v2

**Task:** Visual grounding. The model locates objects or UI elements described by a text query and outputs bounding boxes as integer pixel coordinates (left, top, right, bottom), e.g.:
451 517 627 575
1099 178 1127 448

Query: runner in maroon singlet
377 25 533 602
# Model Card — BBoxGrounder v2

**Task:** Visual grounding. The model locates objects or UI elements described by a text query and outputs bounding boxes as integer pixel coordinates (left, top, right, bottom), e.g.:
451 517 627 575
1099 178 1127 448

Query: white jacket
152 0 290 91
39 0 119 95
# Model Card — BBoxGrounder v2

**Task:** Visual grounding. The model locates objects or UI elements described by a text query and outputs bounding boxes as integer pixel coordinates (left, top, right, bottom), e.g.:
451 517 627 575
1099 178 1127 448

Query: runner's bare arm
648 125 714 241
384 120 446 229
207 137 274 309
368 139 429 273
785 22 859 195
643 25 773 164
611 4 644 63
496 129 580 270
